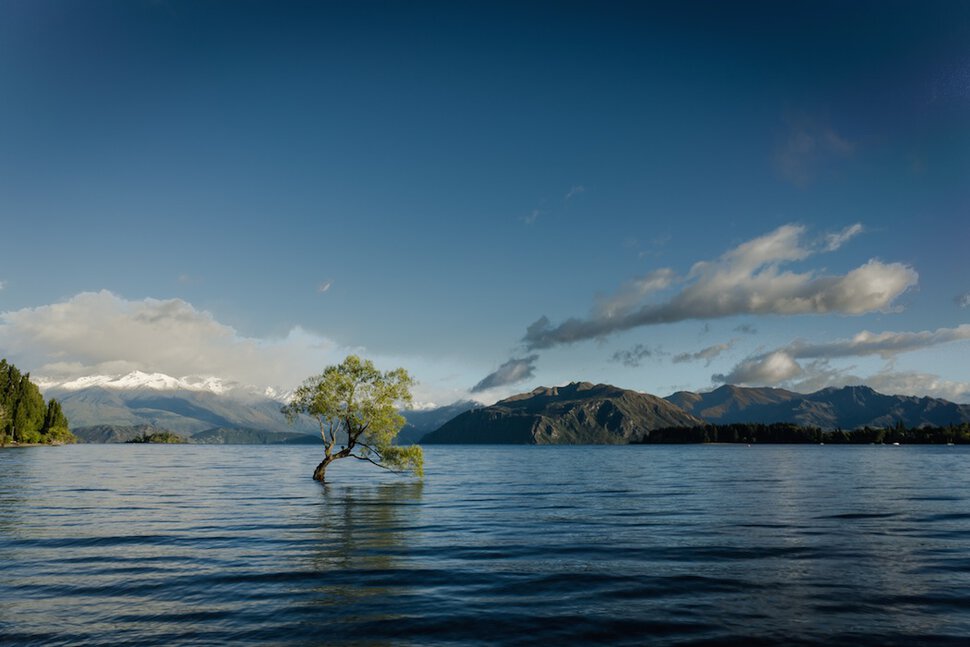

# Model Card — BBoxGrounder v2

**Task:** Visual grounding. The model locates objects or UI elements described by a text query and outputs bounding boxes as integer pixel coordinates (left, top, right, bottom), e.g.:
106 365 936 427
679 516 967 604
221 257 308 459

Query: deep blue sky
1 1 968 404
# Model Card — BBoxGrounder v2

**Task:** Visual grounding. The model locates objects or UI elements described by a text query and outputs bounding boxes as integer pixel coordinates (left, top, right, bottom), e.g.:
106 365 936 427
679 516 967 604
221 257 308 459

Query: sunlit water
2 444 970 645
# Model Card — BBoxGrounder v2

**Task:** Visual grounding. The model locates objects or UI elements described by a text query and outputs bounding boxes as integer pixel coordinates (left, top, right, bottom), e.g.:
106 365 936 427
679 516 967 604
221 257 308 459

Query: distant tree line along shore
634 422 970 445
0 359 75 445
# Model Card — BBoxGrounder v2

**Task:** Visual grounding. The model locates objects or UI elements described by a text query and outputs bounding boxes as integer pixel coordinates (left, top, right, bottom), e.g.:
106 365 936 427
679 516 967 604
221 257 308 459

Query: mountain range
422 382 703 444
666 384 970 430
42 371 970 444
44 371 318 443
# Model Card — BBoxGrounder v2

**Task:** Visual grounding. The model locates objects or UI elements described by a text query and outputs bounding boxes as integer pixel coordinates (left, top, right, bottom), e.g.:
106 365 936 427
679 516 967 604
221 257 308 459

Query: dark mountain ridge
423 382 704 444
666 384 970 430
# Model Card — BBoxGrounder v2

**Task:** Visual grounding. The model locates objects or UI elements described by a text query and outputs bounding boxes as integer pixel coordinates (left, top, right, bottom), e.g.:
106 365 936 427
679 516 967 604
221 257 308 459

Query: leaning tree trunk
313 456 333 482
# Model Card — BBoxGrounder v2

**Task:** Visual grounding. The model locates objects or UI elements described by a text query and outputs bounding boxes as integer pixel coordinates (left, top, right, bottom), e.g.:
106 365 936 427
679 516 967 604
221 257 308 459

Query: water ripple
2 445 970 645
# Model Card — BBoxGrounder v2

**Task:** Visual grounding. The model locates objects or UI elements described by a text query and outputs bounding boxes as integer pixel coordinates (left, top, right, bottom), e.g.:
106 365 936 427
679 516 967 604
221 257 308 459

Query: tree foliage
0 359 75 444
282 355 423 482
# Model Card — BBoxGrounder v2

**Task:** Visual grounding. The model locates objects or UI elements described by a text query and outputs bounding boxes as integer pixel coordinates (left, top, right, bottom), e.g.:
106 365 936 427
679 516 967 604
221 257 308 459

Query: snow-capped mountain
39 371 293 401
41 371 313 438
42 371 236 394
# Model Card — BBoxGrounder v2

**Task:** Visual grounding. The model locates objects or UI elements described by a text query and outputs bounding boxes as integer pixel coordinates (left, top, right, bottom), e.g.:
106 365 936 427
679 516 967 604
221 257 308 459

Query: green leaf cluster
282 355 423 480
0 359 75 445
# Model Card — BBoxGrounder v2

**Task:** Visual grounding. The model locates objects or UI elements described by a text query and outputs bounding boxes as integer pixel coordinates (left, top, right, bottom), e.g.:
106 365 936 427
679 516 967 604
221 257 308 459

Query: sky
1 0 968 405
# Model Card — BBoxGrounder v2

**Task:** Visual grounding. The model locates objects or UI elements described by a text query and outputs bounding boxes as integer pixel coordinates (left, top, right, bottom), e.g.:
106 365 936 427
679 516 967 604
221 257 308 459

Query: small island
125 431 187 444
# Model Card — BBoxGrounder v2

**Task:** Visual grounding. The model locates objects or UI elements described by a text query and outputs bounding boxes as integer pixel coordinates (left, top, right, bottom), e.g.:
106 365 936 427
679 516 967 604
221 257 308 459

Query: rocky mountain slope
422 382 704 444
666 384 970 429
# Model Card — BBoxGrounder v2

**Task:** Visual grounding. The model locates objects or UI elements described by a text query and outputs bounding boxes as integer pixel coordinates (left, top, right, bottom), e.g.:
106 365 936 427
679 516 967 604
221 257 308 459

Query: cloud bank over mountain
0 290 350 392
712 324 970 402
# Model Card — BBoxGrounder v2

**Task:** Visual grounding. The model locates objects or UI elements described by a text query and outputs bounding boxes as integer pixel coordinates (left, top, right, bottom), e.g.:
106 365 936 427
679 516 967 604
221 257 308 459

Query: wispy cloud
318 280 333 294
0 280 5 291
471 355 539 393
609 344 663 368
958 292 970 308
565 185 585 201
775 116 856 186
713 324 970 386
594 269 676 319
824 223 864 251
672 340 736 366
524 223 917 349
734 323 757 335
523 209 541 225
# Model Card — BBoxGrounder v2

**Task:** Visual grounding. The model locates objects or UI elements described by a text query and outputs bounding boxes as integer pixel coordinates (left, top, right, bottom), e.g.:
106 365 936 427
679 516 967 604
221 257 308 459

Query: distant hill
398 400 478 444
46 376 318 437
73 424 321 445
666 384 970 429
666 385 799 422
422 382 704 444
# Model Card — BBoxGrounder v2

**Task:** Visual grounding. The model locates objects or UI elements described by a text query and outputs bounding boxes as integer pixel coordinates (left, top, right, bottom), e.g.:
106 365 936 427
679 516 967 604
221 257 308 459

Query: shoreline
0 441 71 448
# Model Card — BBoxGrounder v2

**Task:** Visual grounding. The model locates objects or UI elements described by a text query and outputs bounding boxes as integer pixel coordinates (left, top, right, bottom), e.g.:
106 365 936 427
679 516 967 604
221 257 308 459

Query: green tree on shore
282 355 423 482
0 359 75 444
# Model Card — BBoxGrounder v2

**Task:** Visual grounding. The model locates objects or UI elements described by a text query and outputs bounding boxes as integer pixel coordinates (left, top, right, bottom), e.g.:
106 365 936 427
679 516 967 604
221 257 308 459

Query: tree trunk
313 456 332 482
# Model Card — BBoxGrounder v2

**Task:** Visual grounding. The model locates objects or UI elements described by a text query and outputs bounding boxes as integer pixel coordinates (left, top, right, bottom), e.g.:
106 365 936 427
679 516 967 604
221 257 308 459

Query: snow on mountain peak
49 371 236 394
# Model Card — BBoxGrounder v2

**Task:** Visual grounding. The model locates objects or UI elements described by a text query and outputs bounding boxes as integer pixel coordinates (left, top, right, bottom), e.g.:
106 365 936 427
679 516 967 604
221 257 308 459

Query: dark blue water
2 445 970 645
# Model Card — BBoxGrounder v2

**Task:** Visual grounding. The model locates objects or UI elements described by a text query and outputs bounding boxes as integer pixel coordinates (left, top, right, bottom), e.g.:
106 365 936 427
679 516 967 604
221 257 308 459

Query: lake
2 444 970 645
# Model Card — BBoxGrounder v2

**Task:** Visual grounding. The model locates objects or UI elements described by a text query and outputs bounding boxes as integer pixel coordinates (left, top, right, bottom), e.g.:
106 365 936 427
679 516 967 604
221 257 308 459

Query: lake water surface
2 444 970 645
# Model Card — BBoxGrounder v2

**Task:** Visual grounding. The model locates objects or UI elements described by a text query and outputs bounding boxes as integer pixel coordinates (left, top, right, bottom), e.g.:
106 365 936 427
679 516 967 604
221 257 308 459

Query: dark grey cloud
609 344 662 368
524 224 917 350
471 355 539 393
734 324 758 335
672 340 735 366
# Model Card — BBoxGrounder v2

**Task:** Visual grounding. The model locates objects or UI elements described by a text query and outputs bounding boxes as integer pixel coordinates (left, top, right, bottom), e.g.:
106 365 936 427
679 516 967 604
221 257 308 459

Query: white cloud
0 280 5 290
594 268 676 319
565 185 585 201
0 290 485 405
0 290 352 391
524 224 918 349
672 340 736 366
471 355 539 393
824 223 864 251
958 292 970 308
783 324 970 360
714 351 803 385
863 370 970 403
318 280 333 294
713 324 970 402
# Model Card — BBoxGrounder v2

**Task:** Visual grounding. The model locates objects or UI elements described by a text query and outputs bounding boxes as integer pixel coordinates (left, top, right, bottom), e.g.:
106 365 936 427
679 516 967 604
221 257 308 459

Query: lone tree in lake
282 355 423 482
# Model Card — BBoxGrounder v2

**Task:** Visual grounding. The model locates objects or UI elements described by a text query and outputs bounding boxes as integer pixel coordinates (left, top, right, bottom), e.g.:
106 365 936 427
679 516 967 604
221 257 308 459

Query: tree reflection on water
304 480 425 630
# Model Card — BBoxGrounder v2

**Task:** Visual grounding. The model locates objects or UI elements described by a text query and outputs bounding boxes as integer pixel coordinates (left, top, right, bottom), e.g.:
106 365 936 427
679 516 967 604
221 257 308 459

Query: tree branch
355 440 384 460
349 452 402 473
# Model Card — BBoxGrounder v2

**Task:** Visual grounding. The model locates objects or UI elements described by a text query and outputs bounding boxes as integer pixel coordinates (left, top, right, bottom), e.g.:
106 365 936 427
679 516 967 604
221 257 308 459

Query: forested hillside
0 360 75 444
